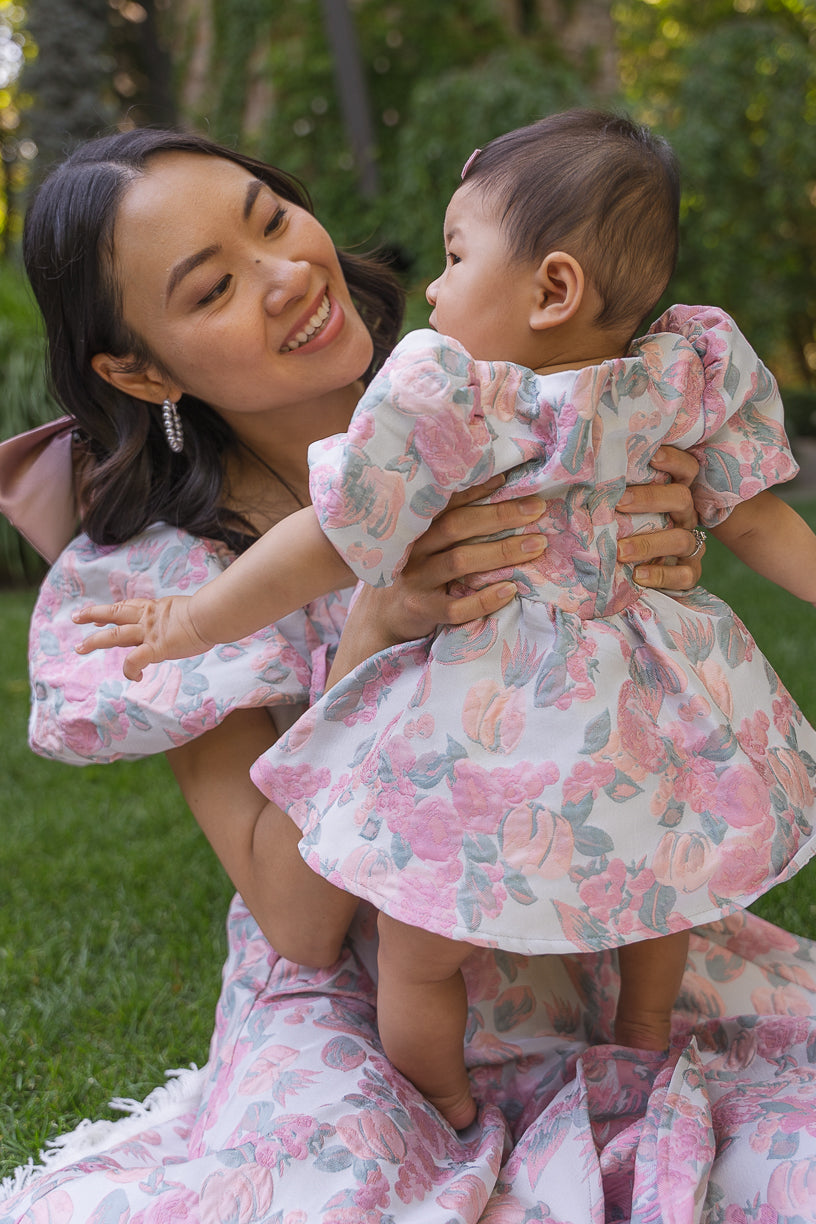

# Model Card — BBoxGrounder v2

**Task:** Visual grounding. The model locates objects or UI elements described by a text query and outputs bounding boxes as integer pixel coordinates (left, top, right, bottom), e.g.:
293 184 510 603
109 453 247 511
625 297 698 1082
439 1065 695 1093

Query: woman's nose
260 258 311 315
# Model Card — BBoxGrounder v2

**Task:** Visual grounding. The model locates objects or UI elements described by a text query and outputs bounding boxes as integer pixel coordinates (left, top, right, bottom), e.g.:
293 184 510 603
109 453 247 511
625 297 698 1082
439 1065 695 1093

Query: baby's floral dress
252 305 816 954
6 514 816 1221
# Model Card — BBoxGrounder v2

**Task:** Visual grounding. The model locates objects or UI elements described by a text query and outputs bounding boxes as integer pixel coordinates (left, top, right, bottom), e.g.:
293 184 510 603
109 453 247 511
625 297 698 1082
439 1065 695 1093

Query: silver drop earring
162 398 184 454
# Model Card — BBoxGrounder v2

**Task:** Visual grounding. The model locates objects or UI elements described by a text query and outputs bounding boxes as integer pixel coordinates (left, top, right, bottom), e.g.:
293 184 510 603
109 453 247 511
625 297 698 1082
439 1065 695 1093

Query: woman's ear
91 353 180 405
530 252 585 331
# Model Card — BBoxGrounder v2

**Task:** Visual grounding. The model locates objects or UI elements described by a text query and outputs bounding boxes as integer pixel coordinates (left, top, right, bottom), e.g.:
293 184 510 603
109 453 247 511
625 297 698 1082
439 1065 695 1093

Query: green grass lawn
1 500 816 1181
0 588 234 1180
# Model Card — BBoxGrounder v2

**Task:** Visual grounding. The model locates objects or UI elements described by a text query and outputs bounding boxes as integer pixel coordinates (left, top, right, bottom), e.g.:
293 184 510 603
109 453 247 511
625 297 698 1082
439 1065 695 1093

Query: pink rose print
436 1172 490 1217
714 766 772 830
767 1158 816 1215
396 795 463 863
653 831 716 893
709 837 771 900
767 747 814 811
737 710 770 765
178 698 220 737
133 1184 200 1222
695 659 733 721
412 407 491 486
200 1165 275 1224
562 760 617 806
462 677 527 753
500 803 574 878
335 1108 407 1163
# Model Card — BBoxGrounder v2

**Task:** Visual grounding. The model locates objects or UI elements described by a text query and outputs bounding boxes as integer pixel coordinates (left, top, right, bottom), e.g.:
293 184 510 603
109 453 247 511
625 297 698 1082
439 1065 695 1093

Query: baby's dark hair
461 109 680 338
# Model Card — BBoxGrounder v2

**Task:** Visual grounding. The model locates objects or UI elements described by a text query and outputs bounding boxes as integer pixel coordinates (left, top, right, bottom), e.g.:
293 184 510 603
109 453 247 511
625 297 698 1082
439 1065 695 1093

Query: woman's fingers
618 481 698 532
420 495 545 555
437 582 518 624
633 558 703 590
649 445 699 488
422 530 546 587
618 521 705 591
617 525 697 566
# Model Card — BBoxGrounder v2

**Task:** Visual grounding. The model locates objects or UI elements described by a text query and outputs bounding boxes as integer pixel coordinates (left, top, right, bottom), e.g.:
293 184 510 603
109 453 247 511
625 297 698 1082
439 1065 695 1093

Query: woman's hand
617 446 705 590
364 476 547 639
327 477 545 686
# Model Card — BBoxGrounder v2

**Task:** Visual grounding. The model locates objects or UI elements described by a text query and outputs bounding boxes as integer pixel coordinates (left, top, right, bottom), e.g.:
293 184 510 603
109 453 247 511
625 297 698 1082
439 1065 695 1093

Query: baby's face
425 184 542 367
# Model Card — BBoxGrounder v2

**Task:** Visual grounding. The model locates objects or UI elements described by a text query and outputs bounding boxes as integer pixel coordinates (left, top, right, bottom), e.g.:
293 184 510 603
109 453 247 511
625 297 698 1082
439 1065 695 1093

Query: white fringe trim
0 1064 207 1205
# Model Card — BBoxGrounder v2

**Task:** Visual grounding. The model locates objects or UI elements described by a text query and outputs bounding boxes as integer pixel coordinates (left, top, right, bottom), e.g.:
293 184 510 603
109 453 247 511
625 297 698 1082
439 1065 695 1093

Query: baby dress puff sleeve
308 329 531 586
647 304 799 526
29 523 346 765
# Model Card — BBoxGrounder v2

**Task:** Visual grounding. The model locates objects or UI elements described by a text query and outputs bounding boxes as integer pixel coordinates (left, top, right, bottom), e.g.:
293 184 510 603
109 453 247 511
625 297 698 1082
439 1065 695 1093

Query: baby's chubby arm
74 506 353 681
711 490 816 604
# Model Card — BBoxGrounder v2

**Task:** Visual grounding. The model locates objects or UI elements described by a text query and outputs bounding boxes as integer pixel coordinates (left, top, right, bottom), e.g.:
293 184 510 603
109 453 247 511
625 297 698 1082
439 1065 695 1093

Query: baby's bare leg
376 913 476 1130
615 930 690 1051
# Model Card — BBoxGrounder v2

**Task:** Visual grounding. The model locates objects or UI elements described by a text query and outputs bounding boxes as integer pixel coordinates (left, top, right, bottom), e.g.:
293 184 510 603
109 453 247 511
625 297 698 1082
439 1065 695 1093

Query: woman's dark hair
461 109 680 339
23 128 404 551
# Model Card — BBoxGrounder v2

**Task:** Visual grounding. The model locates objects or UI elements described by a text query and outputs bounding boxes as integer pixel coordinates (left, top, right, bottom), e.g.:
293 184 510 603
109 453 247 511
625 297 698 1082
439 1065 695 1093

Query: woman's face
107 152 374 418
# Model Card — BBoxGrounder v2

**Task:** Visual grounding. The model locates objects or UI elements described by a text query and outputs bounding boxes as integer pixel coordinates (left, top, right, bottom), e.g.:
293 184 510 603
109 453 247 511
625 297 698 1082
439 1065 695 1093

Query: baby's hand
73 596 213 682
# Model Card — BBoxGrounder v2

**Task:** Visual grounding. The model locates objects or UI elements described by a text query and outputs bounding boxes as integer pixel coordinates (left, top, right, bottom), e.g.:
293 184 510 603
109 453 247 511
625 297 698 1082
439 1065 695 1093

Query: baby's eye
447 252 461 266
265 206 288 236
199 274 231 306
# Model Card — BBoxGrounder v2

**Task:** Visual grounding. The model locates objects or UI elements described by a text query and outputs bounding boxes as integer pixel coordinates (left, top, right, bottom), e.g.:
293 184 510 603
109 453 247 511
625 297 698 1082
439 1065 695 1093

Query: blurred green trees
0 0 815 578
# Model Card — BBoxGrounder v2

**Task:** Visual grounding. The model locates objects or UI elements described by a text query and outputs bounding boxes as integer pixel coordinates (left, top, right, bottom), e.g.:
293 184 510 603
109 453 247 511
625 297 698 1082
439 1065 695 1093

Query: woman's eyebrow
243 178 265 219
164 181 268 303
165 245 221 303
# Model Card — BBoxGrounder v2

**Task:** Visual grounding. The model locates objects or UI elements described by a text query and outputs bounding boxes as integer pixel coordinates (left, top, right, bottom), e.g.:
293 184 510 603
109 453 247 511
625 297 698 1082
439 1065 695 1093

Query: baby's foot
614 1010 671 1052
430 1084 477 1132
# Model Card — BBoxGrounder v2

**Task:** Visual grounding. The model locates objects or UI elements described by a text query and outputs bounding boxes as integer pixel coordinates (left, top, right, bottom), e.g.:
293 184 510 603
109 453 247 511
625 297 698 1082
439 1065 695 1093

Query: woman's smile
280 290 337 353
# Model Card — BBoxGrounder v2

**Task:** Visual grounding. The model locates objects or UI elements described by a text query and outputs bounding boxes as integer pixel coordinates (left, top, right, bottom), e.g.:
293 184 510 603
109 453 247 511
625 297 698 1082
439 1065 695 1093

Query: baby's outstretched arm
74 506 353 680
711 491 816 604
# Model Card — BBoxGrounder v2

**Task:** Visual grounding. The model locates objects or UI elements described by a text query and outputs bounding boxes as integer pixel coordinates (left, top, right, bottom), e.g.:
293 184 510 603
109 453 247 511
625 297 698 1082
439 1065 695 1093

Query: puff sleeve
648 304 799 526
28 523 349 764
308 330 532 586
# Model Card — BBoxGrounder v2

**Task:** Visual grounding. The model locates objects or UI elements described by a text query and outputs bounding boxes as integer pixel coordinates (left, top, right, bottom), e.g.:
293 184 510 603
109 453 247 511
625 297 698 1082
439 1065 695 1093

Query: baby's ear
530 252 584 330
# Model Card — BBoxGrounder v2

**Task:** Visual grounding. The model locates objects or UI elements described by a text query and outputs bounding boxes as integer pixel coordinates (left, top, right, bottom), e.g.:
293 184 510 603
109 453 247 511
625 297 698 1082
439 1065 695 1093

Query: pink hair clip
460 148 482 180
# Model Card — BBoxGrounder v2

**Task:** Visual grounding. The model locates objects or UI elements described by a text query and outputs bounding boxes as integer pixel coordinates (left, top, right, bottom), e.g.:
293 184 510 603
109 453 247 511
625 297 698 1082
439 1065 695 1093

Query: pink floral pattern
27 523 352 763
7 900 816 1222
253 306 816 953
7 522 816 1219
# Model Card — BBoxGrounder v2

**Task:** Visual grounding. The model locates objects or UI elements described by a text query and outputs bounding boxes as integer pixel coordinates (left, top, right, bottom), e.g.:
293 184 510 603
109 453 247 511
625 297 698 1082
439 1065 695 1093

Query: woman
3 128 816 1222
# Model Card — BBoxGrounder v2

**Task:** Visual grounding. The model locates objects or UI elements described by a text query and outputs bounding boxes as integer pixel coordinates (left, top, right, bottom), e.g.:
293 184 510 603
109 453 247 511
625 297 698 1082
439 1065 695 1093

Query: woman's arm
711 490 816 604
166 706 357 965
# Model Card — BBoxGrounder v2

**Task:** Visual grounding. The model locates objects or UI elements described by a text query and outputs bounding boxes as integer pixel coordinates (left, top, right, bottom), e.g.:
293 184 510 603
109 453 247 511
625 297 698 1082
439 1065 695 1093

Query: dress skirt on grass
252 305 816 954
5 522 816 1221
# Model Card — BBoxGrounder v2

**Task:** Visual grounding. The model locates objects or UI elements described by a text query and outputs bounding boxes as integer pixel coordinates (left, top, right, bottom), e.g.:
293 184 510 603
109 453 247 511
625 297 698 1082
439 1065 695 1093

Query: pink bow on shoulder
0 417 77 562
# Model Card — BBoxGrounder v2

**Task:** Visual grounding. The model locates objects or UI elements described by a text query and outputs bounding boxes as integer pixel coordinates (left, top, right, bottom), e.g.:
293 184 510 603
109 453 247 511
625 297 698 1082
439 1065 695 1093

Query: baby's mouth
281 293 331 352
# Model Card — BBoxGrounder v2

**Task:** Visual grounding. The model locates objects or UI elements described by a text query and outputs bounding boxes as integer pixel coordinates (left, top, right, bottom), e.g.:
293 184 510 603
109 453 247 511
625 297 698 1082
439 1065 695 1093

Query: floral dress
251 305 816 955
6 521 816 1222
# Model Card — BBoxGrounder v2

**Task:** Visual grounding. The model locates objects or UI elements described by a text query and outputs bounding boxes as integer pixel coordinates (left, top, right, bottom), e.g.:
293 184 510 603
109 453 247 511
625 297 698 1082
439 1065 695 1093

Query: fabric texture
6 441 816 1220
28 523 351 763
5 895 816 1223
250 305 816 954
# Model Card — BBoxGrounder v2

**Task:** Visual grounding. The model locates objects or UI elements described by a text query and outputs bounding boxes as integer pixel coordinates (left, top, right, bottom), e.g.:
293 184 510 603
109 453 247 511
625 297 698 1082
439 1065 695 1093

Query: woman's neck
219 380 363 529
